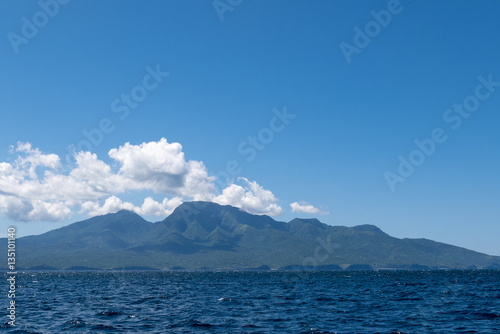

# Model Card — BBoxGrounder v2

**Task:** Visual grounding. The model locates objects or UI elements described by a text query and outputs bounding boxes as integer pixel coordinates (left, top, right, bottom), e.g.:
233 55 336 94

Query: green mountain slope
1 202 499 270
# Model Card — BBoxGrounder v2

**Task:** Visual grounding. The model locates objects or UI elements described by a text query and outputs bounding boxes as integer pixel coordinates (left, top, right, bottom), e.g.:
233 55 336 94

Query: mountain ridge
1 201 499 270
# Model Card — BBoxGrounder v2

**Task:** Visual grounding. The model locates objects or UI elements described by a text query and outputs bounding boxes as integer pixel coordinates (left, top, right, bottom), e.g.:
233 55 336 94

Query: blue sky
1 0 499 255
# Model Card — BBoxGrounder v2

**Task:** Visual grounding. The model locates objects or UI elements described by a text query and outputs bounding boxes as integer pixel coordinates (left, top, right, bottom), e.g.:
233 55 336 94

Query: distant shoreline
2 268 500 273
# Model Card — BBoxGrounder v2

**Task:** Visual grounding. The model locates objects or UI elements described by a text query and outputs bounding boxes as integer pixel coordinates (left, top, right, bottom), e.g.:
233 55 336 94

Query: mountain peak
160 201 285 233
289 218 325 227
175 201 244 214
352 224 385 234
113 209 146 218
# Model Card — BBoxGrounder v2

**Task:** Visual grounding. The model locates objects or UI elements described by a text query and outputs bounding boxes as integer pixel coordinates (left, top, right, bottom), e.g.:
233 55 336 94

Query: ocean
2 270 499 333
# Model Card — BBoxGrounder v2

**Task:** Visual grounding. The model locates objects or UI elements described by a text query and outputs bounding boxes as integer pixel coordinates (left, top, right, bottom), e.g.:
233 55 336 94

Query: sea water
2 270 499 333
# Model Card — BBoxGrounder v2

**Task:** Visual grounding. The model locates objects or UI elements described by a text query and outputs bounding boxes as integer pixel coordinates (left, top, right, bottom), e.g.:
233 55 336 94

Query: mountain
5 210 155 270
2 201 500 270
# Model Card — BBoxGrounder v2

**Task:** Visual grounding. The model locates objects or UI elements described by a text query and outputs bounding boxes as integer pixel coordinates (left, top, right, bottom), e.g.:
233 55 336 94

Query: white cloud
81 196 138 217
27 200 73 221
140 196 183 216
14 142 61 180
0 195 71 221
0 196 34 221
81 195 183 217
214 177 283 216
290 201 329 215
0 139 209 221
108 139 185 192
0 139 287 222
107 139 215 198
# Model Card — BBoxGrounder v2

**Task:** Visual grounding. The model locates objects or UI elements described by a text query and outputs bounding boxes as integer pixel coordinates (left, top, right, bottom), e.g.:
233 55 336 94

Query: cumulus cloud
108 139 215 198
81 195 183 217
13 142 61 180
0 195 71 222
290 201 329 215
141 196 183 216
0 139 286 221
214 177 283 216
81 196 138 217
0 139 208 221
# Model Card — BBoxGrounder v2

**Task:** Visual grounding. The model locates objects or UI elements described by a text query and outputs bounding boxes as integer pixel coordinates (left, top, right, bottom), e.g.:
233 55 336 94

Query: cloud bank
0 139 288 221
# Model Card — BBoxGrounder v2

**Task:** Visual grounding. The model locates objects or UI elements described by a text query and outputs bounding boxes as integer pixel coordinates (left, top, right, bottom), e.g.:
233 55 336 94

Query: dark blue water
2 270 499 333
